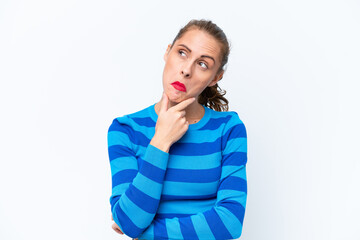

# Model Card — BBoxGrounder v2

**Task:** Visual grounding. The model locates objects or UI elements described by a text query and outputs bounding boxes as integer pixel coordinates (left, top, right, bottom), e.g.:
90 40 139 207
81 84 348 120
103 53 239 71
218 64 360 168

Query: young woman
107 19 248 240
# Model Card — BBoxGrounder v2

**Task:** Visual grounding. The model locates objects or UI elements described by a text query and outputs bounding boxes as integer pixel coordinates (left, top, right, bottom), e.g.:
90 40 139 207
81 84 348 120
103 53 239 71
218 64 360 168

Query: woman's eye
199 62 208 69
179 50 186 56
178 50 207 69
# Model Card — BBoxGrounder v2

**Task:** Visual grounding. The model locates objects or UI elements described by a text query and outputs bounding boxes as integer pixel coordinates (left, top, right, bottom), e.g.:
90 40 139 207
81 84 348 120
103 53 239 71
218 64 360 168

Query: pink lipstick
171 81 186 92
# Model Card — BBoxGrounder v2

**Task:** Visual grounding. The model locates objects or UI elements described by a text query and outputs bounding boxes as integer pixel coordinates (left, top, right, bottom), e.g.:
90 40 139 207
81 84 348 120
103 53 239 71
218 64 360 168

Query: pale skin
111 28 225 237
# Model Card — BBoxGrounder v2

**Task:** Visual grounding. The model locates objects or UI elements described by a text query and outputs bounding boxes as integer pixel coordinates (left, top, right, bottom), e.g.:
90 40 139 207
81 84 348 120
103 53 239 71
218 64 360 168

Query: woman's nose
181 69 190 77
181 62 192 78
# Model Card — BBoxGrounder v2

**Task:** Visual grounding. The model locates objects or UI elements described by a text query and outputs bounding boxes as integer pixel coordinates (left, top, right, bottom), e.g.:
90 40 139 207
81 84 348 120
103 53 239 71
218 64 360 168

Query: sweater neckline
148 102 211 130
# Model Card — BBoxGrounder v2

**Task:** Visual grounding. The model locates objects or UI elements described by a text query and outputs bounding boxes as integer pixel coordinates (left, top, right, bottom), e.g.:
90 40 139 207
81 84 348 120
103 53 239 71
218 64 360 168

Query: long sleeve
138 113 248 240
107 117 170 238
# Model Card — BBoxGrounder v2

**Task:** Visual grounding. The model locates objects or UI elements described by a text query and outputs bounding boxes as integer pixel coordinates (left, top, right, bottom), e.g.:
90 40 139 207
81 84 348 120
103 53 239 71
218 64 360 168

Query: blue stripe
113 202 144 238
222 152 247 166
154 218 168 239
204 209 233 240
131 116 156 127
108 145 135 162
138 160 167 184
156 213 194 219
112 169 137 187
165 166 221 182
179 217 199 240
109 119 151 147
221 123 247 151
199 115 231 130
125 184 160 214
110 195 120 212
108 119 125 132
219 176 247 193
161 192 217 201
170 139 222 156
220 200 246 225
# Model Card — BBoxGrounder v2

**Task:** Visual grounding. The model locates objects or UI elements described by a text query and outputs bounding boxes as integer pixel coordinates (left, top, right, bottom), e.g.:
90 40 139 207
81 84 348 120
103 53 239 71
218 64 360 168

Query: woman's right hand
153 92 195 147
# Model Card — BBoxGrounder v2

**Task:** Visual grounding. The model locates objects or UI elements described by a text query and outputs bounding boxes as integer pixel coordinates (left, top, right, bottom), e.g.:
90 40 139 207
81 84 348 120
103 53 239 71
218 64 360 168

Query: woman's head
162 19 230 112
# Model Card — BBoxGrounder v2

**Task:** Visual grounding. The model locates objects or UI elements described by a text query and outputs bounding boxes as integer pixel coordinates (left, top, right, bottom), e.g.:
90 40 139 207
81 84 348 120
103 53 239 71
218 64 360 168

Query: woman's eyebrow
177 44 216 64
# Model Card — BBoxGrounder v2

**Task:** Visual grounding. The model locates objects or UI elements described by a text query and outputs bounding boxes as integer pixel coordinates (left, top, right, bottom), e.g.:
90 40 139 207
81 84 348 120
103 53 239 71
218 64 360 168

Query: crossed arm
112 163 247 240
108 114 248 239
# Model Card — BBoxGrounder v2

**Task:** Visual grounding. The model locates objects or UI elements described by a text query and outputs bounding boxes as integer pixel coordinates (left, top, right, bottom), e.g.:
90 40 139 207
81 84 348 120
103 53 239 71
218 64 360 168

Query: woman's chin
166 92 184 103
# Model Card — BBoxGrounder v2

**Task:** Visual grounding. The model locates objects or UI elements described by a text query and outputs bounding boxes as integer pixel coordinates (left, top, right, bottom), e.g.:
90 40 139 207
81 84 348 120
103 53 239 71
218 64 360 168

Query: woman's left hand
111 214 124 235
111 214 138 240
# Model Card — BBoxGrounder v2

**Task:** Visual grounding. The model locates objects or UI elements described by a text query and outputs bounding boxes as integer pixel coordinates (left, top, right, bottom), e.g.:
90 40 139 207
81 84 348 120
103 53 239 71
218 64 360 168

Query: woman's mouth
171 81 186 92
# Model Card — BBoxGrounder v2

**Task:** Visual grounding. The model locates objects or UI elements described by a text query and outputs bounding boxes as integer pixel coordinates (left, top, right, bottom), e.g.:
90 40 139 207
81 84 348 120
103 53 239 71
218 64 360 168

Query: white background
0 0 359 239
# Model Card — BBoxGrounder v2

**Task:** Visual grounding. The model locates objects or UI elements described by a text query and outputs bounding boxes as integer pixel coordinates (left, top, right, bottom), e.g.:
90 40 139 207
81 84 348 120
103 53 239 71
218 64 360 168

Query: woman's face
162 28 224 103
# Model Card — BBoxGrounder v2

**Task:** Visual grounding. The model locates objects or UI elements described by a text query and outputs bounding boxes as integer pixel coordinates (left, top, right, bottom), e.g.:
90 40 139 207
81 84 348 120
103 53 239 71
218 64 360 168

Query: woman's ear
208 70 224 87
163 44 172 61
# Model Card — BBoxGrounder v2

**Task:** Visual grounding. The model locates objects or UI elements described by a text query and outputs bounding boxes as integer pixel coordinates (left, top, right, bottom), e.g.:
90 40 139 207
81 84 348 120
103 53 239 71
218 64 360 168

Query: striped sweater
107 102 248 240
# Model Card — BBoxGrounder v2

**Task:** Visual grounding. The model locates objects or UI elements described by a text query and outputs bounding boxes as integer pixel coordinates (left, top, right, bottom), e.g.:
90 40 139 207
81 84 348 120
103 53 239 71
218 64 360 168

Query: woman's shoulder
108 104 154 130
208 107 245 126
208 108 247 140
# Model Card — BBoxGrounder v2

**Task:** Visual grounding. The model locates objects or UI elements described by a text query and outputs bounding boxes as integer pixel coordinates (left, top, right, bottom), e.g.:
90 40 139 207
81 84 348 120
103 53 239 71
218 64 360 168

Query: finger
112 222 121 232
159 92 169 113
171 97 196 112
111 214 113 220
179 110 186 118
112 223 124 234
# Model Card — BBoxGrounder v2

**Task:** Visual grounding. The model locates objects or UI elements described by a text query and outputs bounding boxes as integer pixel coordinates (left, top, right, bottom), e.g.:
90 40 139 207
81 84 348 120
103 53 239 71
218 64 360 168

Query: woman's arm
107 117 170 239
111 214 138 240
108 96 195 238
138 114 248 240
